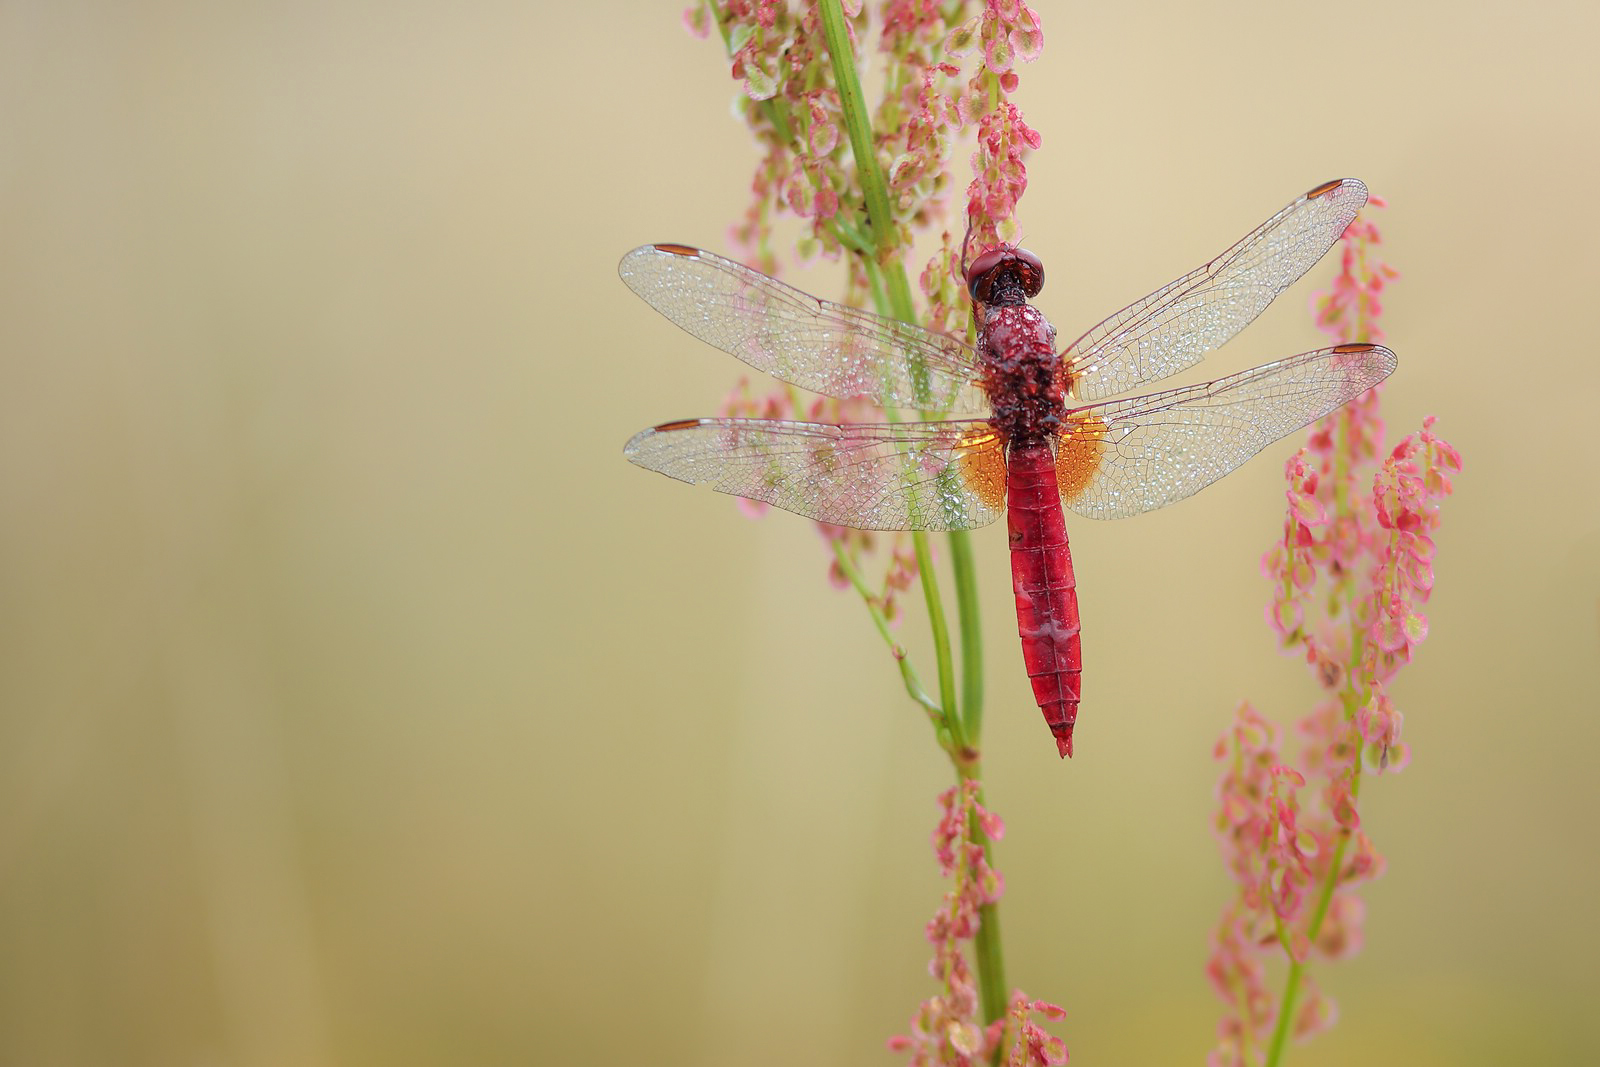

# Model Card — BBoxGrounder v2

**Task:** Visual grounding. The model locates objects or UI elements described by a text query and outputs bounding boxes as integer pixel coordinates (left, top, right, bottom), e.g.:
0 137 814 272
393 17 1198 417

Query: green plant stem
818 0 962 738
913 532 965 747
1264 961 1303 1067
817 0 1005 1032
1263 751 1363 1067
1266 613 1371 1065
816 1 896 259
830 539 948 738
950 528 985 742
962 777 1008 1032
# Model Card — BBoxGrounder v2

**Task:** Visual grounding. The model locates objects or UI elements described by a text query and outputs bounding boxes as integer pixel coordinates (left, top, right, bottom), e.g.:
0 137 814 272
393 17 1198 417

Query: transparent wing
1063 179 1369 402
620 244 988 413
623 417 1006 532
1061 344 1397 520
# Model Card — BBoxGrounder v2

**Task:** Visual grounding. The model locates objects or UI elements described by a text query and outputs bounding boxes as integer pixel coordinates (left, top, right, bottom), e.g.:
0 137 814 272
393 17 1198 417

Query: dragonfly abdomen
1005 441 1082 758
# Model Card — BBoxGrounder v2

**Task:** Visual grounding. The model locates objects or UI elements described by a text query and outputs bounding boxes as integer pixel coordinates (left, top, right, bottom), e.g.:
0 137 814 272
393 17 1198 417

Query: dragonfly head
966 245 1045 306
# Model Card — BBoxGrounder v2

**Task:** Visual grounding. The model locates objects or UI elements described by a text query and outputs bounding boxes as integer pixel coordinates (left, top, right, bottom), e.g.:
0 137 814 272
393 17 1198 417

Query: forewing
620 244 987 413
1063 179 1370 401
1060 344 1397 520
623 417 1005 532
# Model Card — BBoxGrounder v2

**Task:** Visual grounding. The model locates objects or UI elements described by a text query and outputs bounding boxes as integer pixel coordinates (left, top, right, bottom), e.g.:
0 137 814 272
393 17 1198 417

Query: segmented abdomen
1005 442 1082 758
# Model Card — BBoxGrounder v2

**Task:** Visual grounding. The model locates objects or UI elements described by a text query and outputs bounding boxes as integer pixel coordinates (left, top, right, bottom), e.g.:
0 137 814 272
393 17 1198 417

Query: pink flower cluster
684 1 1043 315
1209 197 1460 1063
1367 418 1460 691
1002 992 1069 1067
685 0 850 267
889 782 1067 1065
1262 200 1461 773
1207 705 1378 1064
1312 196 1397 345
940 3 1043 240
917 2 1044 333
685 1 1044 585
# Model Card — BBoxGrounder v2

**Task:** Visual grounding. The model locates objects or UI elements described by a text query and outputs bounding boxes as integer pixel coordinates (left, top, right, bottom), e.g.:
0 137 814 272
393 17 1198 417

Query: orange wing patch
956 428 1008 511
1056 413 1108 503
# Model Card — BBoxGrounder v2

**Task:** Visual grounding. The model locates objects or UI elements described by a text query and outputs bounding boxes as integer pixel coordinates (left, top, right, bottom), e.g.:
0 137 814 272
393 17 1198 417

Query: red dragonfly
622 179 1395 758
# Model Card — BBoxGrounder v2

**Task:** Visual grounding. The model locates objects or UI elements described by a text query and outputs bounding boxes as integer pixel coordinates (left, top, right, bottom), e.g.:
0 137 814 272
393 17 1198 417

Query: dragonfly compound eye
966 246 1046 302
1014 248 1045 297
966 247 1009 301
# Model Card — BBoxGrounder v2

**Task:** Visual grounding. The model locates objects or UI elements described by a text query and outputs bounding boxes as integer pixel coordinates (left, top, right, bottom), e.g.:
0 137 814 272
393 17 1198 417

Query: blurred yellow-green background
2 1 1596 1064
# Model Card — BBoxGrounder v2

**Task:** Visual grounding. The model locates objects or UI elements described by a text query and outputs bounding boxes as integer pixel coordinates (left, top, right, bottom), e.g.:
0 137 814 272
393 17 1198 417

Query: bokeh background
2 1 1596 1064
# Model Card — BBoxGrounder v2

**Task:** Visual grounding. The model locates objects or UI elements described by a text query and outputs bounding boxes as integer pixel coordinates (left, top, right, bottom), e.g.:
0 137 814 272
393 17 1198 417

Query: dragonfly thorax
979 303 1064 443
